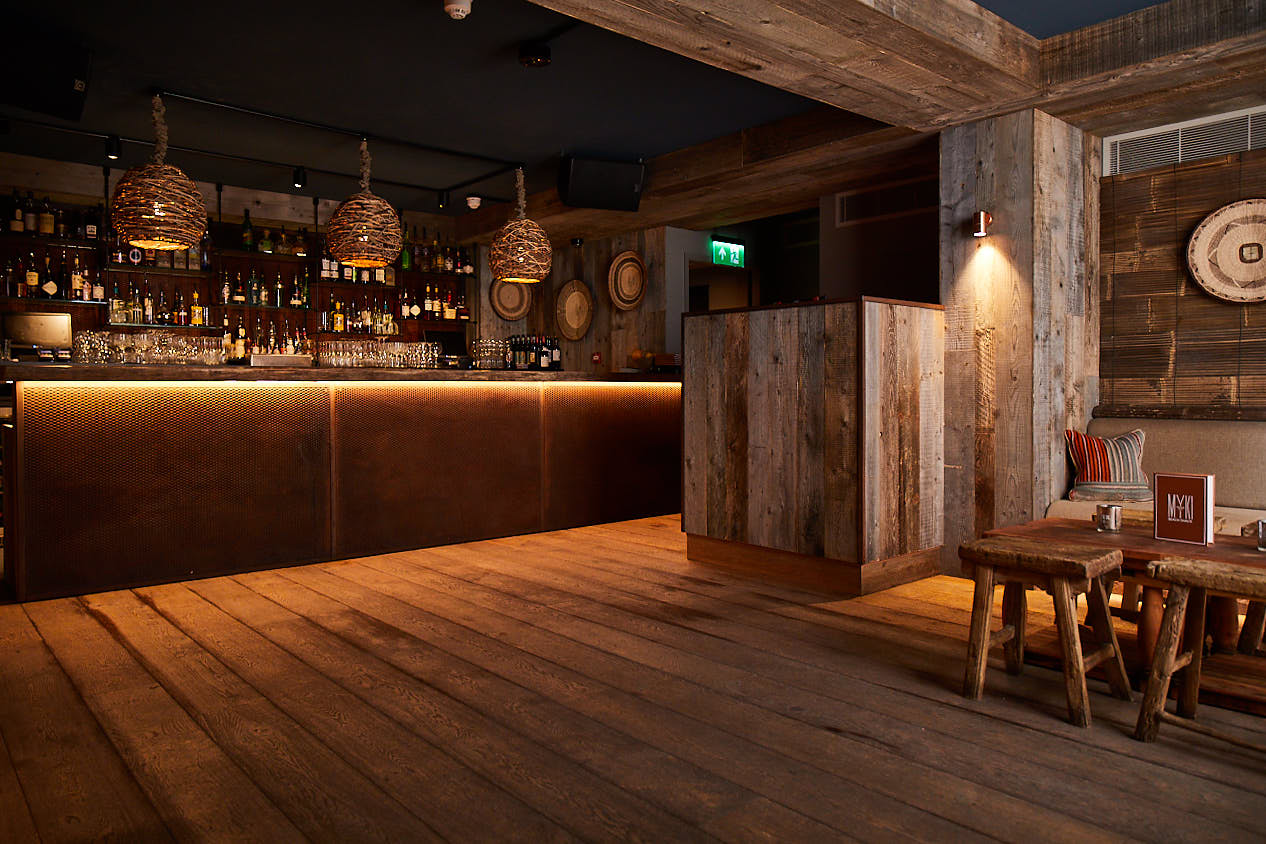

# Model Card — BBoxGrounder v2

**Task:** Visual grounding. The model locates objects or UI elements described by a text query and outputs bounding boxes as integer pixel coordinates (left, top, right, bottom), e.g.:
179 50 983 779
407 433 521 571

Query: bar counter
2 364 682 600
0 362 680 382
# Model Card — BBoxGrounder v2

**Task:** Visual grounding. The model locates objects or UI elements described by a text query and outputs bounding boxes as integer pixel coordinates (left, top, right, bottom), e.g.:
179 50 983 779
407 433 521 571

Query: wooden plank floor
2 516 1265 842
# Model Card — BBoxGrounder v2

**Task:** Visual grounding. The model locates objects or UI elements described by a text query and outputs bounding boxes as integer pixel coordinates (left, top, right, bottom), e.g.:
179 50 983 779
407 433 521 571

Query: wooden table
985 518 1266 668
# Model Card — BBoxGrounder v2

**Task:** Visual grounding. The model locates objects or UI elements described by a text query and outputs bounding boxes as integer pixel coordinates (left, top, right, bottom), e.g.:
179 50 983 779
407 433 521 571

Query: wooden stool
960 537 1133 727
1135 559 1266 750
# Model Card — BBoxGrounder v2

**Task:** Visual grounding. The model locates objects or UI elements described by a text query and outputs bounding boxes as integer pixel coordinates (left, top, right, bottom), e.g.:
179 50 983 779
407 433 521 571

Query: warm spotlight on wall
973 211 992 238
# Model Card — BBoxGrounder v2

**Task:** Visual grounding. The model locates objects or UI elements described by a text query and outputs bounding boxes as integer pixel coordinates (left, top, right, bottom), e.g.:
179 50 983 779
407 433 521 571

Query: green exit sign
711 238 745 268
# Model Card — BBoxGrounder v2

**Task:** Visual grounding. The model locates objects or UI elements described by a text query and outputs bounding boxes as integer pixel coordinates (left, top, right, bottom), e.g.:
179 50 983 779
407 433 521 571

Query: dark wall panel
541 383 681 531
330 383 542 558
16 382 331 600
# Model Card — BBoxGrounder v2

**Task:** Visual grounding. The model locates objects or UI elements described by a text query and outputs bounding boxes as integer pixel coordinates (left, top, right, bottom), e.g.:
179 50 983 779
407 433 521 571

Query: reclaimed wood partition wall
682 298 944 595
1099 148 1266 415
939 109 1099 568
475 229 666 374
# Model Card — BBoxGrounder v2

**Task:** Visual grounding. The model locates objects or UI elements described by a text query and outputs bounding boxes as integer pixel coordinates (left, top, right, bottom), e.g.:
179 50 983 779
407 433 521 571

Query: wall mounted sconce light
973 211 992 238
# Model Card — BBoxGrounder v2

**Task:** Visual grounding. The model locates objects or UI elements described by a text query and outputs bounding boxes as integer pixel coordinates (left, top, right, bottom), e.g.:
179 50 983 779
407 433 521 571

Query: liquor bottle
302 268 311 307
400 220 412 271
235 315 247 361
200 219 213 270
222 310 233 359
249 270 260 306
241 209 254 250
253 315 263 354
143 280 154 323
111 228 126 264
86 204 103 240
23 251 38 297
457 291 470 321
22 192 37 233
551 337 561 370
109 279 125 323
274 273 284 308
191 289 204 325
443 244 455 274
130 282 143 324
259 228 274 254
341 260 354 283
332 298 346 333
294 228 309 258
54 207 66 238
41 254 57 298
91 265 105 302
8 189 23 232
228 272 242 304
176 289 188 326
37 197 54 236
409 287 421 319
275 228 289 256
289 274 303 308
69 254 84 300
539 338 550 370
400 289 410 320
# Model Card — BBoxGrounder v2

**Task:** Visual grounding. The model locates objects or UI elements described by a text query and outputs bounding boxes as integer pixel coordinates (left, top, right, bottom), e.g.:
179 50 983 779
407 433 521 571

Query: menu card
1154 472 1215 546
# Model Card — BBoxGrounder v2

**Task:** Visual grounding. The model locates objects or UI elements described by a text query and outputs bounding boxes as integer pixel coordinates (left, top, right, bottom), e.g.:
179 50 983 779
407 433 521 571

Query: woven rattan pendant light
110 95 206 250
326 140 402 268
490 168 552 283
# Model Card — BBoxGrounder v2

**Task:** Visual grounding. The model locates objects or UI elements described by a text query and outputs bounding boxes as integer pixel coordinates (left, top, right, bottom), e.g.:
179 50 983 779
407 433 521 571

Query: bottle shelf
217 302 311 312
218 249 313 263
0 296 106 307
105 264 212 278
1 232 104 251
107 322 220 331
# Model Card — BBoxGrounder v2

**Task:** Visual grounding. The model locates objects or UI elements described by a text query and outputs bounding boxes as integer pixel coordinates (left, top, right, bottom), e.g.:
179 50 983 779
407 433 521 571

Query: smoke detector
444 0 471 20
465 194 482 210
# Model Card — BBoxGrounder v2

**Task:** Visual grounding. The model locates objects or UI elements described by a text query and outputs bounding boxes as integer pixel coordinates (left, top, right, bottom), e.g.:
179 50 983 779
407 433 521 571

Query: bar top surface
0 362 680 383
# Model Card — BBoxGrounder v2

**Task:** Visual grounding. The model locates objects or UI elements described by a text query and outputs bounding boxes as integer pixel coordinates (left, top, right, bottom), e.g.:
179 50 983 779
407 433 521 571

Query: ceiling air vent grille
1104 105 1266 176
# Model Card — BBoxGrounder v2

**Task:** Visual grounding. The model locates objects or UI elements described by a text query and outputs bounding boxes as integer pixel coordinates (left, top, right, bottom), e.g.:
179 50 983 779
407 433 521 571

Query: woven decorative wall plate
1187 198 1266 302
608 250 646 310
555 279 594 340
489 278 533 321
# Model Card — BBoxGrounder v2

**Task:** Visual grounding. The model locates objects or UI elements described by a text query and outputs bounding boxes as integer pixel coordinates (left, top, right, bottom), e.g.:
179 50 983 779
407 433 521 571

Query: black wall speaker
558 156 645 211
0 34 91 121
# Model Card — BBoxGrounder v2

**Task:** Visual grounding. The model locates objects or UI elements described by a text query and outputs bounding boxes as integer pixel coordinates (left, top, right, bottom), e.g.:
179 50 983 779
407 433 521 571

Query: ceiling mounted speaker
558 156 644 211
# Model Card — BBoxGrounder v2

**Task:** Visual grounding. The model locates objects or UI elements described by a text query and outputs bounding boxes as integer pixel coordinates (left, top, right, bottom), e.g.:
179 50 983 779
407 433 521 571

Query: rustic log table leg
1207 596 1240 653
1135 585 1191 742
963 564 996 700
1178 587 1208 719
1240 601 1266 655
1052 578 1091 727
1138 586 1165 669
1001 581 1026 675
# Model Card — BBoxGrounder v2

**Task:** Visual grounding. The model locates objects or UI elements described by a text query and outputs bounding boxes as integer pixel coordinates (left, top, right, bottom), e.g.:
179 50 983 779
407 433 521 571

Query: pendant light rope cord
359 139 372 192
151 94 168 165
515 167 527 219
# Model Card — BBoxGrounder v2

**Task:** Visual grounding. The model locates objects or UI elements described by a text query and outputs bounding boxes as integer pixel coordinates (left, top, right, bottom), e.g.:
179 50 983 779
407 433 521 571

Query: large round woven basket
1187 198 1266 302
490 218 552 283
112 163 206 250
555 278 593 340
490 278 533 321
327 190 403 268
608 250 646 310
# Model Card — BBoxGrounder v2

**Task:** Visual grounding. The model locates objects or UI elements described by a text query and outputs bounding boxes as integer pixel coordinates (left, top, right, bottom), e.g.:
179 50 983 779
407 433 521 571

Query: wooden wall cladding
862 299 945 562
1099 148 1266 411
940 109 1098 568
682 298 943 593
7 380 681 600
475 228 666 374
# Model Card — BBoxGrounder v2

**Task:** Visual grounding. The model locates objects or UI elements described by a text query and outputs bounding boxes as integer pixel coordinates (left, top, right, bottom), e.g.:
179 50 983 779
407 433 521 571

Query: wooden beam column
939 109 1099 570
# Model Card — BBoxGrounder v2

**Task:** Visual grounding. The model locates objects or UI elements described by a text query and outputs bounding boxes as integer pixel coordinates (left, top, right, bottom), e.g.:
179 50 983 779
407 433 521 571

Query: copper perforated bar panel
330 383 543 559
541 383 682 531
16 382 331 600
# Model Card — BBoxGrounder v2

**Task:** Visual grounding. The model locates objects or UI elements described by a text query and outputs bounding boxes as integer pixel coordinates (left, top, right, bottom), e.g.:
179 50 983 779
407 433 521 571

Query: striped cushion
1065 428 1152 501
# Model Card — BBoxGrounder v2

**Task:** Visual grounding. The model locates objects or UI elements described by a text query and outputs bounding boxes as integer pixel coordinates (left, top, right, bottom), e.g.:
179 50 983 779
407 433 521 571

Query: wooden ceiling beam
526 0 1263 134
523 0 1040 130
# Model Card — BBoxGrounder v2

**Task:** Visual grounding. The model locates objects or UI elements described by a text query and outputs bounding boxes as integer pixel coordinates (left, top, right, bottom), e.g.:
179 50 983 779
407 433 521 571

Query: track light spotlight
106 134 121 161
292 166 307 188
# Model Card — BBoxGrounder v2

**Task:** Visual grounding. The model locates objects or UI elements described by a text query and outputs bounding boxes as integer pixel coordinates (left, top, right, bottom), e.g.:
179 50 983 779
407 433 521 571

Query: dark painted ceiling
975 0 1166 39
0 0 819 214
1 0 1171 215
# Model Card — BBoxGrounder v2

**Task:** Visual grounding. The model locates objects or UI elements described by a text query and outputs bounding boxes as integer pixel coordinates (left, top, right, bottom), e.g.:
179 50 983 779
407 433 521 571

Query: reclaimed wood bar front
1 365 681 600
682 297 944 594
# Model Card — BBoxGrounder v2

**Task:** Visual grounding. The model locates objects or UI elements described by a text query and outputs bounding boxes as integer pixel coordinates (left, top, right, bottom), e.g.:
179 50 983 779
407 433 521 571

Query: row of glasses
72 330 225 366
316 340 442 369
